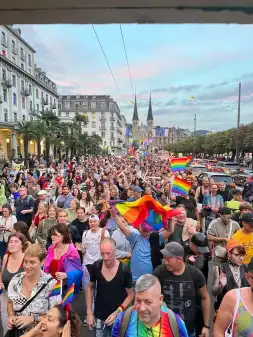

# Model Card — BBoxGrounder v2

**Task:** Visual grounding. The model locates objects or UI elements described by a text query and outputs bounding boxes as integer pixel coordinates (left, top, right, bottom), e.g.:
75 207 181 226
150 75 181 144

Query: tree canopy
164 123 253 156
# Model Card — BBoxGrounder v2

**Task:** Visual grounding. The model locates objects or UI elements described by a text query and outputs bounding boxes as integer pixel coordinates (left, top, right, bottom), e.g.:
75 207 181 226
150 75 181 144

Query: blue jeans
95 319 112 337
188 330 196 337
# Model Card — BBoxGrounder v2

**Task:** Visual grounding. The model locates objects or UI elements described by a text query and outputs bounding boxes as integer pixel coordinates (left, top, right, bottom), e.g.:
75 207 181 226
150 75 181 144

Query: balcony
100 126 106 131
1 38 7 48
0 96 3 104
20 53 26 61
21 88 30 97
100 117 106 121
52 103 57 109
111 126 115 131
110 117 115 121
118 138 123 143
12 47 18 55
41 98 48 105
2 79 13 88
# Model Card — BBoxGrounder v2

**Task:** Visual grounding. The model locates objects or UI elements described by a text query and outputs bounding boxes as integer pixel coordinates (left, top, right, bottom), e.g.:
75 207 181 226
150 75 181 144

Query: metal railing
2 79 13 88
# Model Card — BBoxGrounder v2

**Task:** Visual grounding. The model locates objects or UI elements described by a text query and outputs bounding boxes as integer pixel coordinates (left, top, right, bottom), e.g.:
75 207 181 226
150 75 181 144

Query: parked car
189 165 209 177
216 162 240 174
197 172 234 188
232 169 253 186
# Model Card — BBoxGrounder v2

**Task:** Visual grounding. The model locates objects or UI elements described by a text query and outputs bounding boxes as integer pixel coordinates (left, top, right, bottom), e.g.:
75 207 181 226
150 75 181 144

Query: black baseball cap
241 213 253 227
191 233 210 254
220 207 232 215
160 242 184 258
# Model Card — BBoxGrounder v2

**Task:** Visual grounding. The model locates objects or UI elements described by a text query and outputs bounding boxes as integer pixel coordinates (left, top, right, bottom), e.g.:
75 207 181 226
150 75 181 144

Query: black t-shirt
176 196 197 219
14 195 35 225
169 223 184 245
153 263 206 332
90 260 132 321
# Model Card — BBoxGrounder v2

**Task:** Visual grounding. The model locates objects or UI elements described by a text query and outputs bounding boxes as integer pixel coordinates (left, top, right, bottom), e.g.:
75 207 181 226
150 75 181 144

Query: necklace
55 244 66 260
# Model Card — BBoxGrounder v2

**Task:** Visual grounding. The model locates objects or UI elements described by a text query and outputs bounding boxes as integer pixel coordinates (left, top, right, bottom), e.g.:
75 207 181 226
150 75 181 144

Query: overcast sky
17 24 253 132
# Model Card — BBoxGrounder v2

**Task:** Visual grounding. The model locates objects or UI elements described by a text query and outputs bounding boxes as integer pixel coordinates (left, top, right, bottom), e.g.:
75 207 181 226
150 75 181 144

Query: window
91 101 96 110
22 115 25 121
22 96 25 109
65 112 69 117
12 57 15 63
36 104 39 113
36 89 39 99
46 94 48 104
29 101 32 111
2 68 6 80
21 63 24 70
109 102 114 111
3 89 7 102
101 131 105 138
83 101 88 109
28 54 31 66
58 111 61 117
20 47 24 59
1 32 5 42
92 122 96 128
14 112 17 122
41 92 44 100
21 80 24 91
50 97 52 106
29 113 33 121
12 75 16 87
13 93 17 105
64 102 70 109
100 101 106 110
29 84 32 95
92 112 96 120
4 109 8 122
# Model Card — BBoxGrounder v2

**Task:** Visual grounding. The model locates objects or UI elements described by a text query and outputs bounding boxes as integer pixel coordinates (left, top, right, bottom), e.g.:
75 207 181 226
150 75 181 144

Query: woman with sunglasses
212 238 249 311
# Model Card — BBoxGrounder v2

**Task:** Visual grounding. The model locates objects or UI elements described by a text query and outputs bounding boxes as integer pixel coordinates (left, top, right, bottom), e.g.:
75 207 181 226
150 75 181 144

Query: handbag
214 222 233 258
4 277 53 337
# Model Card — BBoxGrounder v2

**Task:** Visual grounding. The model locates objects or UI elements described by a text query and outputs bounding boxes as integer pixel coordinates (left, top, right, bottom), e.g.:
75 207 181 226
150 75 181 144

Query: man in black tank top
86 237 134 337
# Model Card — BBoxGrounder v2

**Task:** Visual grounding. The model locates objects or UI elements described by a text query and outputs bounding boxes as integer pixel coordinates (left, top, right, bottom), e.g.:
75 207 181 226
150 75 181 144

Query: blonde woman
67 199 80 223
36 205 58 247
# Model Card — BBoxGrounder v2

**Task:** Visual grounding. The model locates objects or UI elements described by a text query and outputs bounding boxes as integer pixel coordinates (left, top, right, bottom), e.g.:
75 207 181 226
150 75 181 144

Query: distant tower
132 94 139 140
147 92 154 140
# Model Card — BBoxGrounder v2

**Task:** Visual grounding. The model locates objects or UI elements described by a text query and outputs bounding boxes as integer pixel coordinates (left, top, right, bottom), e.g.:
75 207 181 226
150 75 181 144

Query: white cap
89 214 100 221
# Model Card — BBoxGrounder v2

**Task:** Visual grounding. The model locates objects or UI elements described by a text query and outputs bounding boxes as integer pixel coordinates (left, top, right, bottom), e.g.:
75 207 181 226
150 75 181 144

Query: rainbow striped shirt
112 305 188 337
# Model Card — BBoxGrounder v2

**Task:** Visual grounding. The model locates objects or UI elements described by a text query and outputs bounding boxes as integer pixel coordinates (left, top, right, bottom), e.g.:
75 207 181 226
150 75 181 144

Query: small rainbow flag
62 283 75 308
170 157 191 172
171 177 192 196
48 280 62 298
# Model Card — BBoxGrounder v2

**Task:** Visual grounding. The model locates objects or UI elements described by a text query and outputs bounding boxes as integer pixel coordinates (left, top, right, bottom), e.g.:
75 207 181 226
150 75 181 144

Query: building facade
0 25 58 159
58 95 126 154
129 95 191 150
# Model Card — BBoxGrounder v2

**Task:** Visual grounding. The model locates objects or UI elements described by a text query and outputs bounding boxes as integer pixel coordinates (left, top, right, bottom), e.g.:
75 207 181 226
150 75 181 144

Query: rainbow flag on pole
171 177 192 196
170 157 191 172
62 283 75 308
48 280 62 298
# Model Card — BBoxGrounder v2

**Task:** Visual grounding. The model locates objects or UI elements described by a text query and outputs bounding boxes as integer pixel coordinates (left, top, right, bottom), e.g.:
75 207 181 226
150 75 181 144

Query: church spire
132 94 139 121
147 91 153 121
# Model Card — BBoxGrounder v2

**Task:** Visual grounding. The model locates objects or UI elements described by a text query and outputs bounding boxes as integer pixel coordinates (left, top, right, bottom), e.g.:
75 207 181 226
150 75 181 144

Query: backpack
120 304 180 337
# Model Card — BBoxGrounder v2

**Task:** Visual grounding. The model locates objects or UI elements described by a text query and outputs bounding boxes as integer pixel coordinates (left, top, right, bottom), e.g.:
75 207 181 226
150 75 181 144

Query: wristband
117 305 125 312
203 325 210 329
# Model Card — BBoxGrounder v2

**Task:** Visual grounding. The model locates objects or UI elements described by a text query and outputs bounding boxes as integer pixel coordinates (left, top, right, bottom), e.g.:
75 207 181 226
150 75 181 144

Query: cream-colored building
0 25 58 160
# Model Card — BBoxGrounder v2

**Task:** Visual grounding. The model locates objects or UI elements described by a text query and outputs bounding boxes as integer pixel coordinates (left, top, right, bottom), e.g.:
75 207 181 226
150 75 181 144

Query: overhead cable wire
92 25 122 98
120 25 135 98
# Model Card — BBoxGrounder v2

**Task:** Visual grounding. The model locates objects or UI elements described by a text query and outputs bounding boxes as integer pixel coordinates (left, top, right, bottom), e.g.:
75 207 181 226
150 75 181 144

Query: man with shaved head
112 274 188 337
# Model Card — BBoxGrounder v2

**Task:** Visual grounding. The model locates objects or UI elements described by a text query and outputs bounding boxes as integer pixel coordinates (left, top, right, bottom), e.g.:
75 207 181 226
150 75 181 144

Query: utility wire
92 25 122 97
120 25 135 98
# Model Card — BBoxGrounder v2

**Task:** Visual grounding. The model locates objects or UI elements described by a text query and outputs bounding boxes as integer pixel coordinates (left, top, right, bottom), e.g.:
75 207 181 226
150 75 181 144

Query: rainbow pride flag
48 280 62 298
62 283 75 309
170 156 191 172
112 195 180 230
171 176 192 196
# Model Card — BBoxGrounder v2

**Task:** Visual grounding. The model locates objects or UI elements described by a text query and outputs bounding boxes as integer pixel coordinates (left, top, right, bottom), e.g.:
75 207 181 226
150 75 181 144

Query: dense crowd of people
0 154 252 337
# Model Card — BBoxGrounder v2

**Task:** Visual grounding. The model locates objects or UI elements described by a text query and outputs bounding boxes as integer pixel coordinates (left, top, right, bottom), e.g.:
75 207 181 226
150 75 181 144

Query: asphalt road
0 262 215 337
